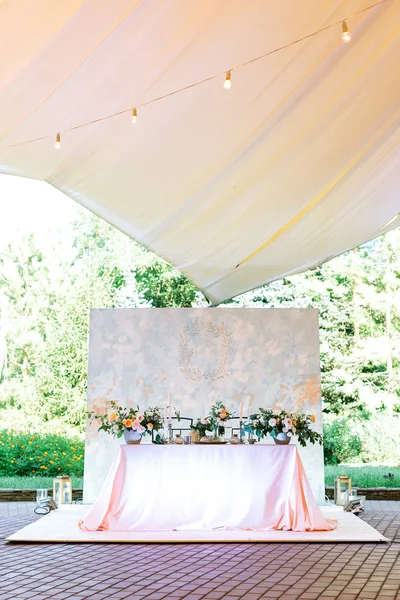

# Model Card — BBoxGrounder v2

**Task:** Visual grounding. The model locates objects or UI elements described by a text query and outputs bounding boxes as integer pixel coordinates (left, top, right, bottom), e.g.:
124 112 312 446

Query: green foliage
134 258 202 307
0 429 84 477
323 418 363 464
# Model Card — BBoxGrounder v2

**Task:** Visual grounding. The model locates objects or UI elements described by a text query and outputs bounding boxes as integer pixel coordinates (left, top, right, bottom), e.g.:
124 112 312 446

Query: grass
0 475 83 489
0 466 399 490
324 465 400 488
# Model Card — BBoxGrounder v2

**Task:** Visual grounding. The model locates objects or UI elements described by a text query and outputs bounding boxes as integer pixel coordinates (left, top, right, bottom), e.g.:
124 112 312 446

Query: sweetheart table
79 444 336 532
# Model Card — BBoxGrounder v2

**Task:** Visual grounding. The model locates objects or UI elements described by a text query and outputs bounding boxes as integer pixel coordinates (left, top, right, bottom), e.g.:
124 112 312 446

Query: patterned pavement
0 502 399 600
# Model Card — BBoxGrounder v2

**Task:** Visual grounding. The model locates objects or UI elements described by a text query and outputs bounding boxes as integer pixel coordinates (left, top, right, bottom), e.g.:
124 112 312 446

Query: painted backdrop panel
84 308 324 503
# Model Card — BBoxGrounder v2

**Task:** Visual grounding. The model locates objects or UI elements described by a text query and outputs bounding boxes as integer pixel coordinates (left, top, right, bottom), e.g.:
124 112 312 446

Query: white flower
287 431 293 437
201 419 209 425
138 425 145 434
269 418 277 427
282 427 287 433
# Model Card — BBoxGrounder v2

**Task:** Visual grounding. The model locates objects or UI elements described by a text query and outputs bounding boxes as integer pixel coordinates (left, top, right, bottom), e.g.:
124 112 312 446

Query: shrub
323 418 363 464
0 429 84 477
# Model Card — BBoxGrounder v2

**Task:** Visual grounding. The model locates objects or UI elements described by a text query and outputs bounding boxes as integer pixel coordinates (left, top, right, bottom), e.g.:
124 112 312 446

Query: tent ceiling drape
0 0 399 304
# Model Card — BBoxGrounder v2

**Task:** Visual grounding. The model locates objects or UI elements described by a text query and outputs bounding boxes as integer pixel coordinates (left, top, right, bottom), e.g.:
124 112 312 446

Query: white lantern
334 476 352 506
53 476 72 505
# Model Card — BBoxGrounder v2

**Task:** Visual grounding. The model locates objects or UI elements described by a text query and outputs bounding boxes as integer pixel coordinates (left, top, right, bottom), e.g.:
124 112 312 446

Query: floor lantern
334 475 352 506
53 476 72 505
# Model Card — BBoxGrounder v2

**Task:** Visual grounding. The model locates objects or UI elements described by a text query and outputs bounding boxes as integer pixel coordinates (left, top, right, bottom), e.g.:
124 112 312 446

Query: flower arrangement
244 408 322 447
87 401 163 442
190 418 213 438
208 400 235 438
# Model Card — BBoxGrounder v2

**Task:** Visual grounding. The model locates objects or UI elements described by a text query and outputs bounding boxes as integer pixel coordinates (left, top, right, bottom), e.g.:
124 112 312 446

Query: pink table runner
79 444 336 532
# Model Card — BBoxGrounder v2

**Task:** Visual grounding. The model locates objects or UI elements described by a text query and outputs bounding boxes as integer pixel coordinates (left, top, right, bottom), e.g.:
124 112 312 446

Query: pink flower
269 418 277 427
137 414 144 422
131 420 139 430
138 425 145 434
147 423 154 430
284 418 292 428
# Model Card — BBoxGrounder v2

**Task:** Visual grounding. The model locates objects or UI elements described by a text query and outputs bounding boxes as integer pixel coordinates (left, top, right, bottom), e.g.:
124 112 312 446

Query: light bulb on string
131 108 138 124
224 71 232 89
342 21 351 43
54 133 61 149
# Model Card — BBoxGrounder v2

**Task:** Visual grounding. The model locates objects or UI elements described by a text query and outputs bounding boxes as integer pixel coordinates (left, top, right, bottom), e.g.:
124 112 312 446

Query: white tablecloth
80 444 336 532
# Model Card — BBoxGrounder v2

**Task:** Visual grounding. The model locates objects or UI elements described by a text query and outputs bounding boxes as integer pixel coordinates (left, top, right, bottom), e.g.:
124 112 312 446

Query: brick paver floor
0 502 399 600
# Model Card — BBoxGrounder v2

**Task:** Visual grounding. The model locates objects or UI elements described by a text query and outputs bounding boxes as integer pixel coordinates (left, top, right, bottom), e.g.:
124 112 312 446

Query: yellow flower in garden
10 459 14 463
50 460 54 464
58 467 61 471
44 452 48 456
28 441 32 444
108 412 117 422
32 470 36 473
29 458 33 461
62 452 66 455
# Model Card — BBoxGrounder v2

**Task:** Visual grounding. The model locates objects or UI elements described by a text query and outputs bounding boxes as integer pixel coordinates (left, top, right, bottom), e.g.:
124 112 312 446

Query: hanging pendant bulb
224 71 232 89
342 21 351 43
131 108 138 124
54 133 61 149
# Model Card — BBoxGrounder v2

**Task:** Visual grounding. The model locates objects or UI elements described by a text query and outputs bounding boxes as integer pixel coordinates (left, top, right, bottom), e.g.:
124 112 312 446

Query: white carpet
7 505 388 543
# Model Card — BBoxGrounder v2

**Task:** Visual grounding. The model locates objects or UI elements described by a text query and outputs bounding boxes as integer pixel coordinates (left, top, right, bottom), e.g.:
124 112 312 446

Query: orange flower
124 418 133 428
108 411 117 422
310 414 316 423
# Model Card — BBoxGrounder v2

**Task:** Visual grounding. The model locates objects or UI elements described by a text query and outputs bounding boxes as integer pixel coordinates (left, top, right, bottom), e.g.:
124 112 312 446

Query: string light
342 20 351 43
224 71 232 89
4 0 388 151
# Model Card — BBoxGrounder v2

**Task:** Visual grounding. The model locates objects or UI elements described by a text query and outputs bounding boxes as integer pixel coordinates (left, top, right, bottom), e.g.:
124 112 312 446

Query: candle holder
239 419 245 443
168 422 173 444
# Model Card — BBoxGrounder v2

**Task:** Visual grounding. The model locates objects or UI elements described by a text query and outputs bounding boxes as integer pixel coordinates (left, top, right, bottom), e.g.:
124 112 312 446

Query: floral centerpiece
190 418 213 440
244 408 322 447
87 401 163 444
207 400 235 440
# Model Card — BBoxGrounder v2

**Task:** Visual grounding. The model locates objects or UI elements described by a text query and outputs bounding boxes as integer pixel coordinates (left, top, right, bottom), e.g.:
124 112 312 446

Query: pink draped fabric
79 445 336 532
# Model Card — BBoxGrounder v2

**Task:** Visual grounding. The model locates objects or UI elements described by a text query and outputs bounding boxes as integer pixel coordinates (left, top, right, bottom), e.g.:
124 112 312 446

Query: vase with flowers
87 401 164 444
208 401 235 441
243 408 322 446
190 418 213 442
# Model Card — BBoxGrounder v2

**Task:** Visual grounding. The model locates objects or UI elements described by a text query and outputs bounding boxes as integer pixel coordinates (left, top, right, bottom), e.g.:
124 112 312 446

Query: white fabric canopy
0 0 399 304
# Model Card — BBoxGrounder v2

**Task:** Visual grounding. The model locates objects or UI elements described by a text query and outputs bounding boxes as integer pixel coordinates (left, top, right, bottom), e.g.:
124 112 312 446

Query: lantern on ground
334 475 352 506
53 476 72 505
